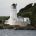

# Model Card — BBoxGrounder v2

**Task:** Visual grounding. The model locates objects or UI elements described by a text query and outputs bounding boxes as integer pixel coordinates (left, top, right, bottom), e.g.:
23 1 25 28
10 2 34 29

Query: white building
5 3 31 26
17 16 31 24
5 4 17 25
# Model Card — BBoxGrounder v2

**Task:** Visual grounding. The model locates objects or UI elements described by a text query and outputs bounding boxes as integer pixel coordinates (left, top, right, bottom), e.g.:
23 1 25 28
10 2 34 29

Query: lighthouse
10 4 17 22
9 4 17 25
5 3 17 25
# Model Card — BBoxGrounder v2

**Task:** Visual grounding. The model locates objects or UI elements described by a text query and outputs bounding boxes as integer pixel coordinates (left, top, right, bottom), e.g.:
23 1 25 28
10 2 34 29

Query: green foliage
17 3 33 17
17 3 36 26
0 16 10 24
0 16 10 20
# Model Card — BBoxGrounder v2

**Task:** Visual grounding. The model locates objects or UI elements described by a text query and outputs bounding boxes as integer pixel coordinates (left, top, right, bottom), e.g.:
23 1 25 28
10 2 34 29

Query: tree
17 3 36 26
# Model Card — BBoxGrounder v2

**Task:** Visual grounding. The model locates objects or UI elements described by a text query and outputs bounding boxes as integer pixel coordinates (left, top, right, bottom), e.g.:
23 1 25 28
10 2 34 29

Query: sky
0 0 36 16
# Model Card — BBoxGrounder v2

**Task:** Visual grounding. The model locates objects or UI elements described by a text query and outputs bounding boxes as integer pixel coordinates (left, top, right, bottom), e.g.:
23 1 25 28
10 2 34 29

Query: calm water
0 29 36 36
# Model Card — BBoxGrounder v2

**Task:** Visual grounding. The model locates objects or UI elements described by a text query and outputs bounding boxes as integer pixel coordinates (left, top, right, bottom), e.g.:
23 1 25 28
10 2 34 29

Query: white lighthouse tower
10 4 17 25
5 3 17 25
10 4 17 19
10 3 17 25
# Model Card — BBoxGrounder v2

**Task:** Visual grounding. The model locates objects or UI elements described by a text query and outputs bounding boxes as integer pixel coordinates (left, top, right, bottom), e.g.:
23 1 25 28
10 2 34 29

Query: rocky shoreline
0 24 36 30
14 27 36 30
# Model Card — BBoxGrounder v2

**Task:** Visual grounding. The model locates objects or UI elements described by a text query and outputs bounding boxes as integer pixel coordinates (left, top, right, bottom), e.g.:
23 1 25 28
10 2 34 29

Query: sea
0 29 36 36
